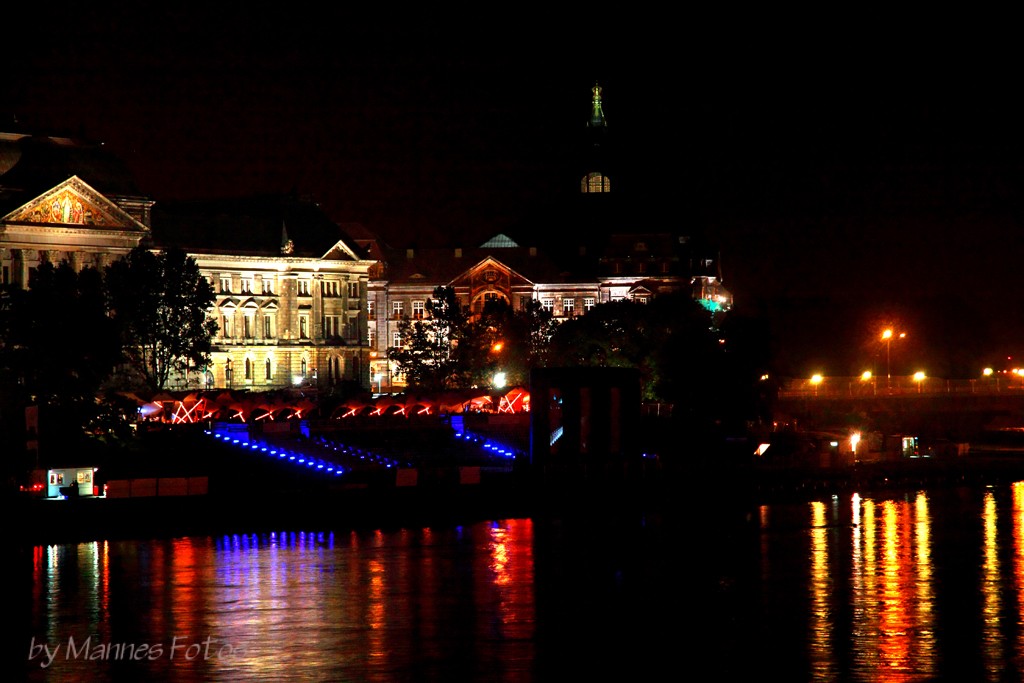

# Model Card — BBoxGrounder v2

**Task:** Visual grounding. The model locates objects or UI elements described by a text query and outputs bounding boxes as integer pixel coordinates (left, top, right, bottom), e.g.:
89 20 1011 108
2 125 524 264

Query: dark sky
5 11 1024 377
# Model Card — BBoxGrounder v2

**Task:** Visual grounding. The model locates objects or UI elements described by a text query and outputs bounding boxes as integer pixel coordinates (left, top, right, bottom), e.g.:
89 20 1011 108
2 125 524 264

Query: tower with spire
581 82 611 193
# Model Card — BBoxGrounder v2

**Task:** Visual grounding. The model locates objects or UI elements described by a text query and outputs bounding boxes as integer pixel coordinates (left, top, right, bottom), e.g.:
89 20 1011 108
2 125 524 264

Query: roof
0 133 143 206
150 194 371 260
380 243 592 286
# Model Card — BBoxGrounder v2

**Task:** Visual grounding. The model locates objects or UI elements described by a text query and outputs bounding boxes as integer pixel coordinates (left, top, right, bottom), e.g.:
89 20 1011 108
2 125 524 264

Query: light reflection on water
23 484 1024 681
755 485 1024 681
21 521 536 682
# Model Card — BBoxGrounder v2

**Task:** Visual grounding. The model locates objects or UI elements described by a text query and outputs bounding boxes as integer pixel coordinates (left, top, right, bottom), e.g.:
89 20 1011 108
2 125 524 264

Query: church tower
580 82 611 194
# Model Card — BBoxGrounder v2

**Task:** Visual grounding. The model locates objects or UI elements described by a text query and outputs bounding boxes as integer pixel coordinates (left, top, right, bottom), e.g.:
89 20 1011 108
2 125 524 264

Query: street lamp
882 329 906 389
914 371 926 393
810 374 823 397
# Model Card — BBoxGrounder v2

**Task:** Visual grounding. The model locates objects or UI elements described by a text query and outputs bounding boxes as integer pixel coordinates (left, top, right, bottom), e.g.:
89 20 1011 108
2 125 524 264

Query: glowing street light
493 372 508 390
913 371 926 393
882 328 906 389
810 374 823 396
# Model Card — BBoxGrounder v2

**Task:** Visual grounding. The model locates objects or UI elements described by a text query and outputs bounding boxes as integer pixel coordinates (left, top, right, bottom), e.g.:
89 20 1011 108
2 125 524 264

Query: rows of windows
220 313 276 339
217 276 363 298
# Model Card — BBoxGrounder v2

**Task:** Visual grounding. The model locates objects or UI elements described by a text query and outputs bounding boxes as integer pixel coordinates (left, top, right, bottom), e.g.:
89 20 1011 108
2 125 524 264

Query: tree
388 286 465 392
458 298 555 389
0 261 120 461
105 247 217 391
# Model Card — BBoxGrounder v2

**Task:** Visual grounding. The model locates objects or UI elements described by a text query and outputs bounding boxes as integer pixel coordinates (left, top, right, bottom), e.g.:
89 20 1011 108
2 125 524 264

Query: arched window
265 358 273 380
245 358 253 380
301 358 307 376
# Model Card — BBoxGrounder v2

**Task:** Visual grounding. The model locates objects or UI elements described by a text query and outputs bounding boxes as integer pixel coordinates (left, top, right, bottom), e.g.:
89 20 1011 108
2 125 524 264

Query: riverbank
11 451 1024 545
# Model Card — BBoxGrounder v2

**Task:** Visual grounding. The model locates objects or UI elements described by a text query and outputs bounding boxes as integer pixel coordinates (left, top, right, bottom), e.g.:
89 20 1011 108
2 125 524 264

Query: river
14 481 1024 681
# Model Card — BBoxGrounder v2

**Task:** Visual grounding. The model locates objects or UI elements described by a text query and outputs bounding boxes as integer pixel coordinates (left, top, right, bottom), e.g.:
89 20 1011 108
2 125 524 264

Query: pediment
449 257 534 288
321 239 362 261
2 176 148 231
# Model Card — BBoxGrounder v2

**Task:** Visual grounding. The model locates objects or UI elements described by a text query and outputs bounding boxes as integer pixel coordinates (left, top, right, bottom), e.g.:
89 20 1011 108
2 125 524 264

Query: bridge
774 376 1024 443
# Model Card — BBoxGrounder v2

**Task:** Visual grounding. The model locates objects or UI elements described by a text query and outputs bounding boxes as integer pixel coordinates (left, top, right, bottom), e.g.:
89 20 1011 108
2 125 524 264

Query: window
368 327 376 348
584 297 596 311
392 301 404 319
323 315 340 338
240 278 253 294
244 314 254 339
563 298 575 316
220 277 231 293
300 359 307 376
634 295 649 304
265 358 273 380
345 313 358 340
299 315 309 339
222 314 233 338
262 278 273 294
541 298 554 312
298 280 310 296
322 280 339 296
582 171 611 193
244 358 253 380
348 281 359 298
412 300 425 320
367 300 375 320
263 315 273 338
392 331 402 348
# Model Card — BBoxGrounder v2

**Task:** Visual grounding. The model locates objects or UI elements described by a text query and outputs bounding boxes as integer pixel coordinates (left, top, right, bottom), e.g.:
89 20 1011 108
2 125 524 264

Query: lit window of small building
542 298 554 312
584 297 595 311
563 298 575 316
392 331 402 348
367 300 375 319
392 301 403 319
412 300 425 319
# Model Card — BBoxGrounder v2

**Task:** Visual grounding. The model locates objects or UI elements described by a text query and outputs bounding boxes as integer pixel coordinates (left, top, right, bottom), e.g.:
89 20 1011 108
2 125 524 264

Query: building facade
0 133 375 392
2 83 732 394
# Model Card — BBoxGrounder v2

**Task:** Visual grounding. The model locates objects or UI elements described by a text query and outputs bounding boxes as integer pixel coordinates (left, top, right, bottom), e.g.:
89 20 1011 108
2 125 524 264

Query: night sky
5 11 1024 377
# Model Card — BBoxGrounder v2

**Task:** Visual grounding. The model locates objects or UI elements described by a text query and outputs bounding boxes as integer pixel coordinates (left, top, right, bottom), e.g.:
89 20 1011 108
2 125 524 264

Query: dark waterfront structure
528 367 641 467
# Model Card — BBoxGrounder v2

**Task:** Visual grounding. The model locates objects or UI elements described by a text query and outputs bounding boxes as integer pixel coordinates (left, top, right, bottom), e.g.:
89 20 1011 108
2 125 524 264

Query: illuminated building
0 131 375 391
1 83 731 393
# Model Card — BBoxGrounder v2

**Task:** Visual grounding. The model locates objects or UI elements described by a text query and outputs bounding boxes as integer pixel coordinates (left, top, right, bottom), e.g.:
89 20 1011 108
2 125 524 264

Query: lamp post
882 329 906 390
811 373 823 397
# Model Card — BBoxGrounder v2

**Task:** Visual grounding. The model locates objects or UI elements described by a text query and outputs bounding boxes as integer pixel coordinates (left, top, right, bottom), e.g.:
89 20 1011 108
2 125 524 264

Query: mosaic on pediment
6 181 127 228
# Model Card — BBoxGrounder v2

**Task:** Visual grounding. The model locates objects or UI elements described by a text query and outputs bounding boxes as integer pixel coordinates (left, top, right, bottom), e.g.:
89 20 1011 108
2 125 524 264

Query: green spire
589 82 607 129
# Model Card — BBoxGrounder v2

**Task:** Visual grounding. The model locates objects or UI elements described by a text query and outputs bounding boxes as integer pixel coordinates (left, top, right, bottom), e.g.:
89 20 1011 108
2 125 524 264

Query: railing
779 376 1024 399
